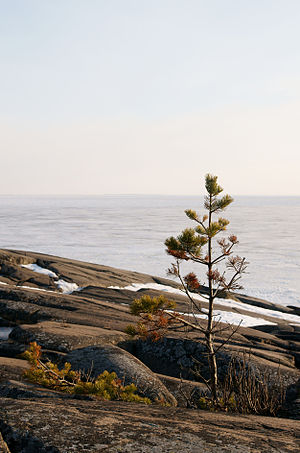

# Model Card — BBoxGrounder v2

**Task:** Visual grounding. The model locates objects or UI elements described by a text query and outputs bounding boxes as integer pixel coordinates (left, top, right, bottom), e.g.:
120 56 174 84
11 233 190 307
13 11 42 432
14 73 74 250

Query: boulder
65 344 177 406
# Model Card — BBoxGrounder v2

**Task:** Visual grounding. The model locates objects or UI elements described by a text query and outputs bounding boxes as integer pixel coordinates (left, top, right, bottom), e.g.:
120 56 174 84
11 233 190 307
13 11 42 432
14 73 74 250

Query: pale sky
1 0 300 195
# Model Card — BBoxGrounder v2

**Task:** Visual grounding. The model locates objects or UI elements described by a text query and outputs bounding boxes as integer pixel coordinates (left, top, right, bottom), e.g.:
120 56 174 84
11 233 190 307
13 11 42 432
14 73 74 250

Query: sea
0 195 299 309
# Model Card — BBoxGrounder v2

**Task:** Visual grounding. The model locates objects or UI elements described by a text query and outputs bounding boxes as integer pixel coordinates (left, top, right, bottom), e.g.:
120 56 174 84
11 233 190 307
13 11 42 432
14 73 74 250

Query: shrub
191 354 286 416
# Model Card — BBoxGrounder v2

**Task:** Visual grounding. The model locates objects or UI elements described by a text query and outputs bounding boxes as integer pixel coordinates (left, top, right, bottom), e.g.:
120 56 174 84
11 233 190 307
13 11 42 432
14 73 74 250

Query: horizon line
0 193 300 197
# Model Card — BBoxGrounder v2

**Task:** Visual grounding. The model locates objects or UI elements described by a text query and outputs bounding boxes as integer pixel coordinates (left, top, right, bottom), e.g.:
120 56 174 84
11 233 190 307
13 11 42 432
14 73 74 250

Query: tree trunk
206 328 218 401
207 196 218 401
207 267 218 401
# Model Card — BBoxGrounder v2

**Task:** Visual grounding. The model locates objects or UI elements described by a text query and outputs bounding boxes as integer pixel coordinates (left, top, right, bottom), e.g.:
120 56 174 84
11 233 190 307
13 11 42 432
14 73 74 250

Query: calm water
0 195 299 308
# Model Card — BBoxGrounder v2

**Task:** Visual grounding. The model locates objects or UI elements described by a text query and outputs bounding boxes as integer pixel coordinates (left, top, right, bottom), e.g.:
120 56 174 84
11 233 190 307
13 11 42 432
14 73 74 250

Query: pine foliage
126 295 177 341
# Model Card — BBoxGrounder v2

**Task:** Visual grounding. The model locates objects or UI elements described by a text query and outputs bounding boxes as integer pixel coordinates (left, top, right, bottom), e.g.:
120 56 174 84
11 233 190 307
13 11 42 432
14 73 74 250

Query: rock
0 263 33 282
0 249 299 373
0 356 30 388
0 248 176 289
0 379 80 401
157 373 207 408
0 284 138 330
65 344 177 406
283 377 300 419
0 408 60 453
131 337 299 389
0 318 16 328
0 297 53 324
0 356 29 375
1 397 299 452
9 321 128 353
0 340 26 358
233 293 294 314
287 305 300 316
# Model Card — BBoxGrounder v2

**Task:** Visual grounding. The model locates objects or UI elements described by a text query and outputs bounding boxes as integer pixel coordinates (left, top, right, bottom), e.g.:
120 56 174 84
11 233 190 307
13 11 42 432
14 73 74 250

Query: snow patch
55 279 81 294
17 285 56 293
19 263 82 295
211 297 300 325
109 282 300 325
108 282 207 302
167 309 276 328
21 263 58 278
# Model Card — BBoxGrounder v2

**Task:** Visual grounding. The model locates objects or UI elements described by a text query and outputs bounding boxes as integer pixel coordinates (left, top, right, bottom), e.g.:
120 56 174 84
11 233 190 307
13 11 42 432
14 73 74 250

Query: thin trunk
207 194 218 401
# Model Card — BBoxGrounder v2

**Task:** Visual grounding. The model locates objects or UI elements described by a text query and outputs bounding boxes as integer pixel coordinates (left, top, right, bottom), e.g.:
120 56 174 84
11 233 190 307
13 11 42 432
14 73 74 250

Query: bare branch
166 311 207 334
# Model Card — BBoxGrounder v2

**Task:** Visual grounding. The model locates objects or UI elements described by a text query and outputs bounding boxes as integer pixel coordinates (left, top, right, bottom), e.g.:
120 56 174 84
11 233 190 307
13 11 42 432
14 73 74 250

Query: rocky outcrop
0 249 300 451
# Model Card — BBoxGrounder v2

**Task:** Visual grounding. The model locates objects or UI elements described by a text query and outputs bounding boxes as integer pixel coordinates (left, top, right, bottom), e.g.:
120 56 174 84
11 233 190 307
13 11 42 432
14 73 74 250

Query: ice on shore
109 282 300 326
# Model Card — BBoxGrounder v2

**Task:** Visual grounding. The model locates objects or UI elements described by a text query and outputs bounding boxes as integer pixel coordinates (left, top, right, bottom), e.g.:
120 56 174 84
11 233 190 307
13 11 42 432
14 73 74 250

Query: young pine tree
127 174 247 403
164 174 247 401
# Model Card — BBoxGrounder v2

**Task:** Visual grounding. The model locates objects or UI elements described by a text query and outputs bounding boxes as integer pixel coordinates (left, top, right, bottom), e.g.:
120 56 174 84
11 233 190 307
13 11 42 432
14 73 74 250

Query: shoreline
0 248 299 325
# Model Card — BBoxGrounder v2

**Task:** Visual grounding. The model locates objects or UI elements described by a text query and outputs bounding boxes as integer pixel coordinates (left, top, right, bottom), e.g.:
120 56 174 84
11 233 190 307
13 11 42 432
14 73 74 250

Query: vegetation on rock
21 342 151 404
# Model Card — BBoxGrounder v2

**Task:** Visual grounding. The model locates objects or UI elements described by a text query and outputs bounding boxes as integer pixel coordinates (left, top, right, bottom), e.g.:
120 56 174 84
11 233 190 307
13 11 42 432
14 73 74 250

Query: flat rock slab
10 321 128 352
0 397 299 453
0 357 29 384
0 357 29 372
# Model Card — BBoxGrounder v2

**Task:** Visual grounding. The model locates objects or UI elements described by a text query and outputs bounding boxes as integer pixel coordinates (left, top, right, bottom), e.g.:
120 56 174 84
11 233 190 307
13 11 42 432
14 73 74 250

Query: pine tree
127 174 247 404
164 174 247 401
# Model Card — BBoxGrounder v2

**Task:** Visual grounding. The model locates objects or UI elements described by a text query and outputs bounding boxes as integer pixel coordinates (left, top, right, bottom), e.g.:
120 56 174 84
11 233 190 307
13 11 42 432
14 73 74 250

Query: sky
1 0 300 195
